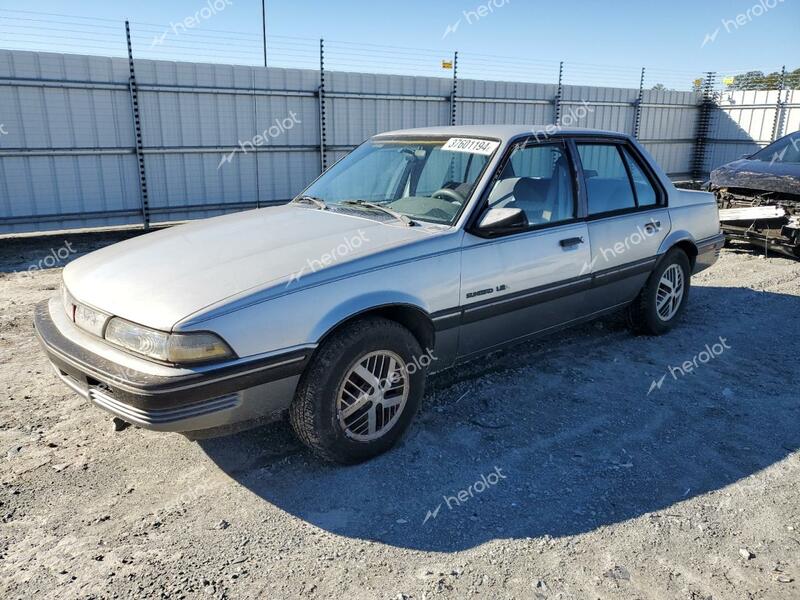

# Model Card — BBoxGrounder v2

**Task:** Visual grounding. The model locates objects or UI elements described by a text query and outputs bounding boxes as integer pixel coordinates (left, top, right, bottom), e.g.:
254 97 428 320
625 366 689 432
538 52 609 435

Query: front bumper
34 299 310 433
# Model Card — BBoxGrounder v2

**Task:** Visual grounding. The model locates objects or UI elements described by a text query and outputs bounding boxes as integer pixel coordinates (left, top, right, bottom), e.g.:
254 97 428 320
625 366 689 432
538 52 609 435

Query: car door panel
457 222 591 356
574 142 671 315
583 208 670 310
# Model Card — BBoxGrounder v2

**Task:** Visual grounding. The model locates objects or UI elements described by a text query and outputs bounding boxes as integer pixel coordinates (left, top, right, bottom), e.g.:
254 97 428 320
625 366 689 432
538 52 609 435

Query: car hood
711 158 800 196
63 205 438 331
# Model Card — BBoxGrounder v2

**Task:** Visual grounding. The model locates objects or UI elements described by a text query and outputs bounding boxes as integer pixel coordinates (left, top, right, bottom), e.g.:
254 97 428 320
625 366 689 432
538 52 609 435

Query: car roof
373 124 631 143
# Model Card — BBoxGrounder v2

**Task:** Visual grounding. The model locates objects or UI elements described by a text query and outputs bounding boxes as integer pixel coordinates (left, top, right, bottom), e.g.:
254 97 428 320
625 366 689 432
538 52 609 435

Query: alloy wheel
656 263 685 321
336 350 409 442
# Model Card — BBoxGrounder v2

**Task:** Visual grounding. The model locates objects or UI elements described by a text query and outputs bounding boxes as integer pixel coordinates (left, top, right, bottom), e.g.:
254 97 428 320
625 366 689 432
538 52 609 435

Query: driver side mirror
476 207 528 237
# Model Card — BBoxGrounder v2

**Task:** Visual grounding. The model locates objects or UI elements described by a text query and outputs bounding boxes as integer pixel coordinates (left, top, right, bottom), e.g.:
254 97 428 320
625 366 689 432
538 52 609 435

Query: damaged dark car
710 131 800 258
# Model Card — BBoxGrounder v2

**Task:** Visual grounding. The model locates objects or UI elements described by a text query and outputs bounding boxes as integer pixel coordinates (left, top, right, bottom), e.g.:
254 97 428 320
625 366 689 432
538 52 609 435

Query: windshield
751 133 800 163
297 136 499 224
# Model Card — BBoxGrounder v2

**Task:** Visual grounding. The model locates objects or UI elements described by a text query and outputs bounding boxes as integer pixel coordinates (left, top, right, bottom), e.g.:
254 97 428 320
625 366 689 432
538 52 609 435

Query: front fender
309 291 431 343
180 248 462 359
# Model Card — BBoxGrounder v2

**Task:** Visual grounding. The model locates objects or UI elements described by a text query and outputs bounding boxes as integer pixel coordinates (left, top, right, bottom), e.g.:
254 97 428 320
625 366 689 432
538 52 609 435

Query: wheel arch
657 231 698 270
313 297 437 355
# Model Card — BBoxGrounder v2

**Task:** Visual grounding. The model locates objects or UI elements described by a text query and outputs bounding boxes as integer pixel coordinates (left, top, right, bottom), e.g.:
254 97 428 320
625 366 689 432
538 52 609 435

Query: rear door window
577 144 636 215
577 143 661 214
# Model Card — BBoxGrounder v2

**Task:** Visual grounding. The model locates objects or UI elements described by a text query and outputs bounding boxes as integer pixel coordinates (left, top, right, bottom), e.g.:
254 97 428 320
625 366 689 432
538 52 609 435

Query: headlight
104 317 235 365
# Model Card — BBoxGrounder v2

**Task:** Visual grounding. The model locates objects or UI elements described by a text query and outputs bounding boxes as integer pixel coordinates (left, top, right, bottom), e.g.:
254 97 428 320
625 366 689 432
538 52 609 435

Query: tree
726 68 800 90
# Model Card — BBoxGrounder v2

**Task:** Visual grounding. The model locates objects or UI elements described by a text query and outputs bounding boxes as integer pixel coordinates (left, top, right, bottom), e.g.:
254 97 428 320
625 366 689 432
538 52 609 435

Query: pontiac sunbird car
35 125 724 463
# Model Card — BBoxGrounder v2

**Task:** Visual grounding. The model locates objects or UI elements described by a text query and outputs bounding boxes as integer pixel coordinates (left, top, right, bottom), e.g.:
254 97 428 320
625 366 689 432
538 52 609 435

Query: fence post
252 69 261 209
691 71 716 182
318 38 327 173
449 51 459 126
125 21 150 230
771 65 787 142
633 67 646 139
554 61 564 125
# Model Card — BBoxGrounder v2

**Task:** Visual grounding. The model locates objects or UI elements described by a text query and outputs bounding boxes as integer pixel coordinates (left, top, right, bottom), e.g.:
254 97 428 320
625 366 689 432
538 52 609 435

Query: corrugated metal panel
781 89 800 135
642 142 694 179
457 79 556 126
637 89 700 177
714 89 778 143
780 89 799 135
0 50 141 233
326 71 451 146
2 49 797 235
134 60 321 221
640 89 699 140
562 85 639 134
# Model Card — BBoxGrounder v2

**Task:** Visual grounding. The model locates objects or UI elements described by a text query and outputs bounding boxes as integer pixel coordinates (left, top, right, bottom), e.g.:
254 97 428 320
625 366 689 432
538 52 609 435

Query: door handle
643 220 661 233
559 236 584 248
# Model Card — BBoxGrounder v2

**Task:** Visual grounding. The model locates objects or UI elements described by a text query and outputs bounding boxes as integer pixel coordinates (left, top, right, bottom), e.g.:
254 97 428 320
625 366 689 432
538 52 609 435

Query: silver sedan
35 125 724 463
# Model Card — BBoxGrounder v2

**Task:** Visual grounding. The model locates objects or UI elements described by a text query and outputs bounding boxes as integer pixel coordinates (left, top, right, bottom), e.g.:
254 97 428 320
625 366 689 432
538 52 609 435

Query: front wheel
289 317 427 464
628 248 691 335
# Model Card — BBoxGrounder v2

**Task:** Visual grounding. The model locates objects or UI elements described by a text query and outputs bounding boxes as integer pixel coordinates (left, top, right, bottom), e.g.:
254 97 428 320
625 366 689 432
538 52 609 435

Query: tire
628 248 691 335
289 316 427 464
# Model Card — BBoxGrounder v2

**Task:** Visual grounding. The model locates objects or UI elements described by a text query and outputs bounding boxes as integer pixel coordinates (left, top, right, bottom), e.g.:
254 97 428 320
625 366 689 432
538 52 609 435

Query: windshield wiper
292 195 329 210
340 200 416 226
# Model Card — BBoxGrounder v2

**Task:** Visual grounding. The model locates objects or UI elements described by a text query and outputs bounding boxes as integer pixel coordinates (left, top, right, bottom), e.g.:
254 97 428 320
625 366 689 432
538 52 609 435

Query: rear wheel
289 317 427 464
628 248 691 335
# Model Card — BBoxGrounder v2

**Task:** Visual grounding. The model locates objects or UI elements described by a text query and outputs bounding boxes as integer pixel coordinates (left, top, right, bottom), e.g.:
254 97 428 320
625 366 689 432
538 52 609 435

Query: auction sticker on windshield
441 137 500 155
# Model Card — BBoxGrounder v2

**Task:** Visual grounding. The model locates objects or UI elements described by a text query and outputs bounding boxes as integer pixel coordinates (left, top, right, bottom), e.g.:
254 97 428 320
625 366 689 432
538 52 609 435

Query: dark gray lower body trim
694 232 725 274
696 232 726 253
456 301 631 363
433 256 657 331
591 256 657 286
461 277 592 325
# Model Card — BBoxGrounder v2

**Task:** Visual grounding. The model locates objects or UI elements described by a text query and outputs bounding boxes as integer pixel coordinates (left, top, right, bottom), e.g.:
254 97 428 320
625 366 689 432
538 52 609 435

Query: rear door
574 141 670 312
457 139 591 358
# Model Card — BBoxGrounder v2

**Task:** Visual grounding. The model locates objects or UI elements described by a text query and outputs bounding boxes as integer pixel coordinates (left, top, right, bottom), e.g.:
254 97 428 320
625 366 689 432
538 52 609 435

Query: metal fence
0 43 797 234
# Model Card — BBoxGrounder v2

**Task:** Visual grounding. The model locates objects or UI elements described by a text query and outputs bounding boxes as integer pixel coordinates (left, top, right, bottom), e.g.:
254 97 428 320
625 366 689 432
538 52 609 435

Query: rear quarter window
622 148 658 207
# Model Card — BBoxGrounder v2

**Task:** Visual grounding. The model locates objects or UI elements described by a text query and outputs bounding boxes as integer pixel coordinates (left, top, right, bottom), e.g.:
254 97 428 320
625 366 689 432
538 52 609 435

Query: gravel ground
0 232 798 600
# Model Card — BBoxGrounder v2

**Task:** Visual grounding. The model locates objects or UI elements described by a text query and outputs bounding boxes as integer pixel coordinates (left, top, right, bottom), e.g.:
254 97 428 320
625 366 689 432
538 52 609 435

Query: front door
457 140 591 358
